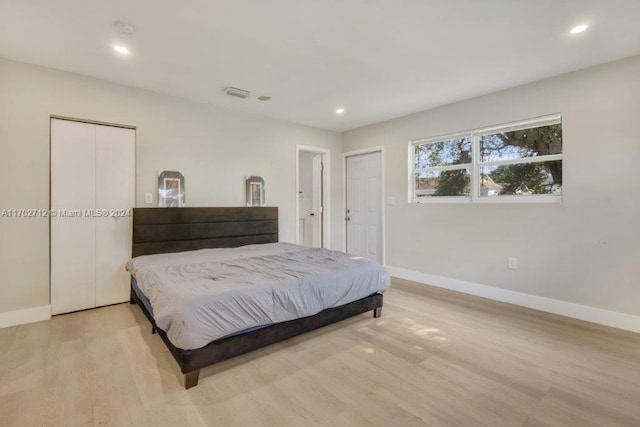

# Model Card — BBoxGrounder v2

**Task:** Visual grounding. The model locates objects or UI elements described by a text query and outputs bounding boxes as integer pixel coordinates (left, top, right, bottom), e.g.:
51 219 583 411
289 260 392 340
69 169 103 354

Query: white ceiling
1 0 639 132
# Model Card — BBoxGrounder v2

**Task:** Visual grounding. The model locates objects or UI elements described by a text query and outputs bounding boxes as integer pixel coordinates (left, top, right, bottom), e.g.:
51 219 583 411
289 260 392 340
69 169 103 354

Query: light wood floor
1 278 640 426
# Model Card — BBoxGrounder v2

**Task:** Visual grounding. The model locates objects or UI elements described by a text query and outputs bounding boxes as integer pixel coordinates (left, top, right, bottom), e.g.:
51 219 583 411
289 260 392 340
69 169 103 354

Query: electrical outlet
145 192 153 204
508 257 518 270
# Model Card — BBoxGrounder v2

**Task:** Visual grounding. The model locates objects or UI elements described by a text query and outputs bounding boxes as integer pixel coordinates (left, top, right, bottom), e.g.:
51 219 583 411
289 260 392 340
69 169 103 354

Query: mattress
126 242 390 350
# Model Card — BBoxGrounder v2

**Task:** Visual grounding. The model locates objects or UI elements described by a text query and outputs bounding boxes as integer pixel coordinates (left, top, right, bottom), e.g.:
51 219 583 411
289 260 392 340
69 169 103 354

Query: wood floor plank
1 278 640 426
40 338 93 426
0 321 49 397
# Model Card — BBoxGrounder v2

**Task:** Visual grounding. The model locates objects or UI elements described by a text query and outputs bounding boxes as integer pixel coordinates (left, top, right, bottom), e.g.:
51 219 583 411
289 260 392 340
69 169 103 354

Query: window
410 115 562 203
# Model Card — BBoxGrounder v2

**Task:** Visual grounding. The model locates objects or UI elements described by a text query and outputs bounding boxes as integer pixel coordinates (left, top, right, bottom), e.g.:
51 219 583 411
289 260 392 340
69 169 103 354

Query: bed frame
130 207 383 389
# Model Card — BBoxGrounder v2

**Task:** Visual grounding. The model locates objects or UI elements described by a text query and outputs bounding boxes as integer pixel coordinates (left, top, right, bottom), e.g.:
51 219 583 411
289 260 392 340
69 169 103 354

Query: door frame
342 146 385 265
296 145 330 248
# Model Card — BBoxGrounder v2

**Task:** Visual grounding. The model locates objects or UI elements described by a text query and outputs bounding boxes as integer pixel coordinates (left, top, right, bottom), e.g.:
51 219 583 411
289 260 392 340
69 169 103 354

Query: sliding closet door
50 119 96 315
95 125 135 306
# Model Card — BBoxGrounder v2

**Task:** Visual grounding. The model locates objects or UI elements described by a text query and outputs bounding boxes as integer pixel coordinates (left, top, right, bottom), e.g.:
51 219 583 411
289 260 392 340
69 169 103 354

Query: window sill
411 195 562 204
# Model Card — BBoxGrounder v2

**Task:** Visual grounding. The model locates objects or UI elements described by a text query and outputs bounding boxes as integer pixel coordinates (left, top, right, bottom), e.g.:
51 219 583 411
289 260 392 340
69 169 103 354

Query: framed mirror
245 176 265 207
158 171 185 207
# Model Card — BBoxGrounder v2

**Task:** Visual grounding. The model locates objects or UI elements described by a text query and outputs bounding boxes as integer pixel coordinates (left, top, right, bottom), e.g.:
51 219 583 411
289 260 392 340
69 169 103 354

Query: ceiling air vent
224 87 251 99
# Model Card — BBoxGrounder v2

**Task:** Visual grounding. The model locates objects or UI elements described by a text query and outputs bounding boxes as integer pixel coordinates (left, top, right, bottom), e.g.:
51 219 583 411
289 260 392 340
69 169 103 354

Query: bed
128 207 388 389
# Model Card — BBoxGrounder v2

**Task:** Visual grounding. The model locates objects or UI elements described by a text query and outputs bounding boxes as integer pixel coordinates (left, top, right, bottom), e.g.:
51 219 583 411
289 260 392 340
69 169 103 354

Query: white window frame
409 114 563 204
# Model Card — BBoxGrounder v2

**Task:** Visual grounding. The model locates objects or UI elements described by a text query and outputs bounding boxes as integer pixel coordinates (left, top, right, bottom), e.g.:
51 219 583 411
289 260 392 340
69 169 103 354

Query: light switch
145 193 153 204
387 196 395 206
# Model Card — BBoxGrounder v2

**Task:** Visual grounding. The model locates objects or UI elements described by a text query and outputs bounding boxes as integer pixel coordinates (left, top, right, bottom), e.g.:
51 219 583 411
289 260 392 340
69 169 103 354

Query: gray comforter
126 243 390 350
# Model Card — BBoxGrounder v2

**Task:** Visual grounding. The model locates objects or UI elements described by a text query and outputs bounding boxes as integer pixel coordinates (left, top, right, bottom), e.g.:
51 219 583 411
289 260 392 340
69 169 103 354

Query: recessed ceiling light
570 24 588 34
114 45 129 55
336 108 345 115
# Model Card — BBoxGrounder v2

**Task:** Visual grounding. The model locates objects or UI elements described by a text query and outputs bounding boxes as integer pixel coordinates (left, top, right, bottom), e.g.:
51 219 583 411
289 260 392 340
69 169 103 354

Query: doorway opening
296 146 330 248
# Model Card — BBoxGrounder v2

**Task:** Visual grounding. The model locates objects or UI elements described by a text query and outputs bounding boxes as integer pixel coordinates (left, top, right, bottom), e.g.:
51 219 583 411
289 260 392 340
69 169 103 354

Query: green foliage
489 163 550 195
507 124 562 156
415 138 471 168
434 170 470 196
483 124 562 194
428 141 445 167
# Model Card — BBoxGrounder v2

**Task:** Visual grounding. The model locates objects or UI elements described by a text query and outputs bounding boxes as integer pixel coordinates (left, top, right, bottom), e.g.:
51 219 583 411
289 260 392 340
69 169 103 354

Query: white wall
343 55 640 319
0 57 342 317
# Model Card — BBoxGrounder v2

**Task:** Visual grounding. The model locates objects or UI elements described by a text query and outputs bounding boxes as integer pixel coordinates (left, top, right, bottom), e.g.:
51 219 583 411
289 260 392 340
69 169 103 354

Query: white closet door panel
50 119 96 314
51 216 96 314
51 119 96 210
95 125 135 306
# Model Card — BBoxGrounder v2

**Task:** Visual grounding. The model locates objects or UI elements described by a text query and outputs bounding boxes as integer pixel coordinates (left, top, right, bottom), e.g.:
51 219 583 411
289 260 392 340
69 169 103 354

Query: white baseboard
0 305 51 328
387 266 640 334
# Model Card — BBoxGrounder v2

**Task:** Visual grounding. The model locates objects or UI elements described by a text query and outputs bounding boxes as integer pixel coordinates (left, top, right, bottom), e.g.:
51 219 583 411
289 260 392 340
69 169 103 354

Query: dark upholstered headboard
132 207 278 257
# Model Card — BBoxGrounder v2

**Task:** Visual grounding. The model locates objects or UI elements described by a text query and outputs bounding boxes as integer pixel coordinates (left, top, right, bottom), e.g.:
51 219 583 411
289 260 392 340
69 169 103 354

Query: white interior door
311 154 323 248
298 149 329 249
95 125 135 306
346 151 382 263
51 119 96 315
